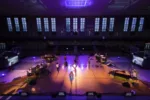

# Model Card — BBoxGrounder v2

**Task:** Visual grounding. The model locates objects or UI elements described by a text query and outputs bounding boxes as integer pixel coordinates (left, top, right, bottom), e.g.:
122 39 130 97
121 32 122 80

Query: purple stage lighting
65 0 92 8
2 73 5 76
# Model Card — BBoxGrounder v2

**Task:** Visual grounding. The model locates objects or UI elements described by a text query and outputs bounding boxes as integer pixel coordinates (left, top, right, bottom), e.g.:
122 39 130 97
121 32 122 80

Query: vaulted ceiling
0 0 150 16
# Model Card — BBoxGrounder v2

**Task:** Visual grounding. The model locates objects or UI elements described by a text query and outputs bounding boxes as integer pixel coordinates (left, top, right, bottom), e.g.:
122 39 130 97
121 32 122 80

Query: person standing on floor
69 71 74 85
73 63 77 76
74 55 78 64
64 55 67 61
56 62 60 73
88 59 91 68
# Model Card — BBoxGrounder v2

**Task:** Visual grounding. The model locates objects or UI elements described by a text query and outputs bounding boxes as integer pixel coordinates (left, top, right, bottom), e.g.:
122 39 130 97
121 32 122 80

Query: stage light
65 0 92 8
62 65 64 69
82 48 84 50
71 66 74 71
58 92 66 97
86 92 96 96
2 73 5 76
66 0 87 7
73 64 76 68
124 92 133 97
81 66 84 70
68 64 71 69
20 92 28 96
81 64 84 70
66 48 68 50
31 88 36 92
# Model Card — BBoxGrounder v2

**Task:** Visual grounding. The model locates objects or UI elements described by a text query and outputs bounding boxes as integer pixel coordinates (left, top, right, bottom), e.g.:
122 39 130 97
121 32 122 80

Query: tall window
44 18 49 32
80 18 85 32
94 18 100 32
7 17 13 32
109 18 115 32
73 18 78 32
138 17 144 32
124 17 129 32
14 17 20 32
21 18 27 32
102 18 107 32
131 17 137 32
66 18 71 32
51 18 56 32
36 18 42 32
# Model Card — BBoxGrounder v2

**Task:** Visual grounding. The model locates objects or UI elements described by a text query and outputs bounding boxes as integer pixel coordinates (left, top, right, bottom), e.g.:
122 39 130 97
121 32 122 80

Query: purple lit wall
65 0 92 8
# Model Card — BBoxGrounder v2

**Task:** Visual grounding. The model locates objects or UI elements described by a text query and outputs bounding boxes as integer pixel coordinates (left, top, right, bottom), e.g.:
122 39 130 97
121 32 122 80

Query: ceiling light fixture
65 0 92 8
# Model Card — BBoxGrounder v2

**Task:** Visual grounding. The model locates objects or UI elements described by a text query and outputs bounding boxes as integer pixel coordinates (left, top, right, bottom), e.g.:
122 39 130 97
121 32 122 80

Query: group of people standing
55 55 78 70
55 55 96 84
55 55 69 73
55 55 78 83
56 62 60 73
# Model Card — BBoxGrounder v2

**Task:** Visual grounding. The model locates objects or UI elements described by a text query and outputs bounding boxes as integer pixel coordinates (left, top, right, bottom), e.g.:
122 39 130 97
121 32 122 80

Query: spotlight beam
84 0 87 6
